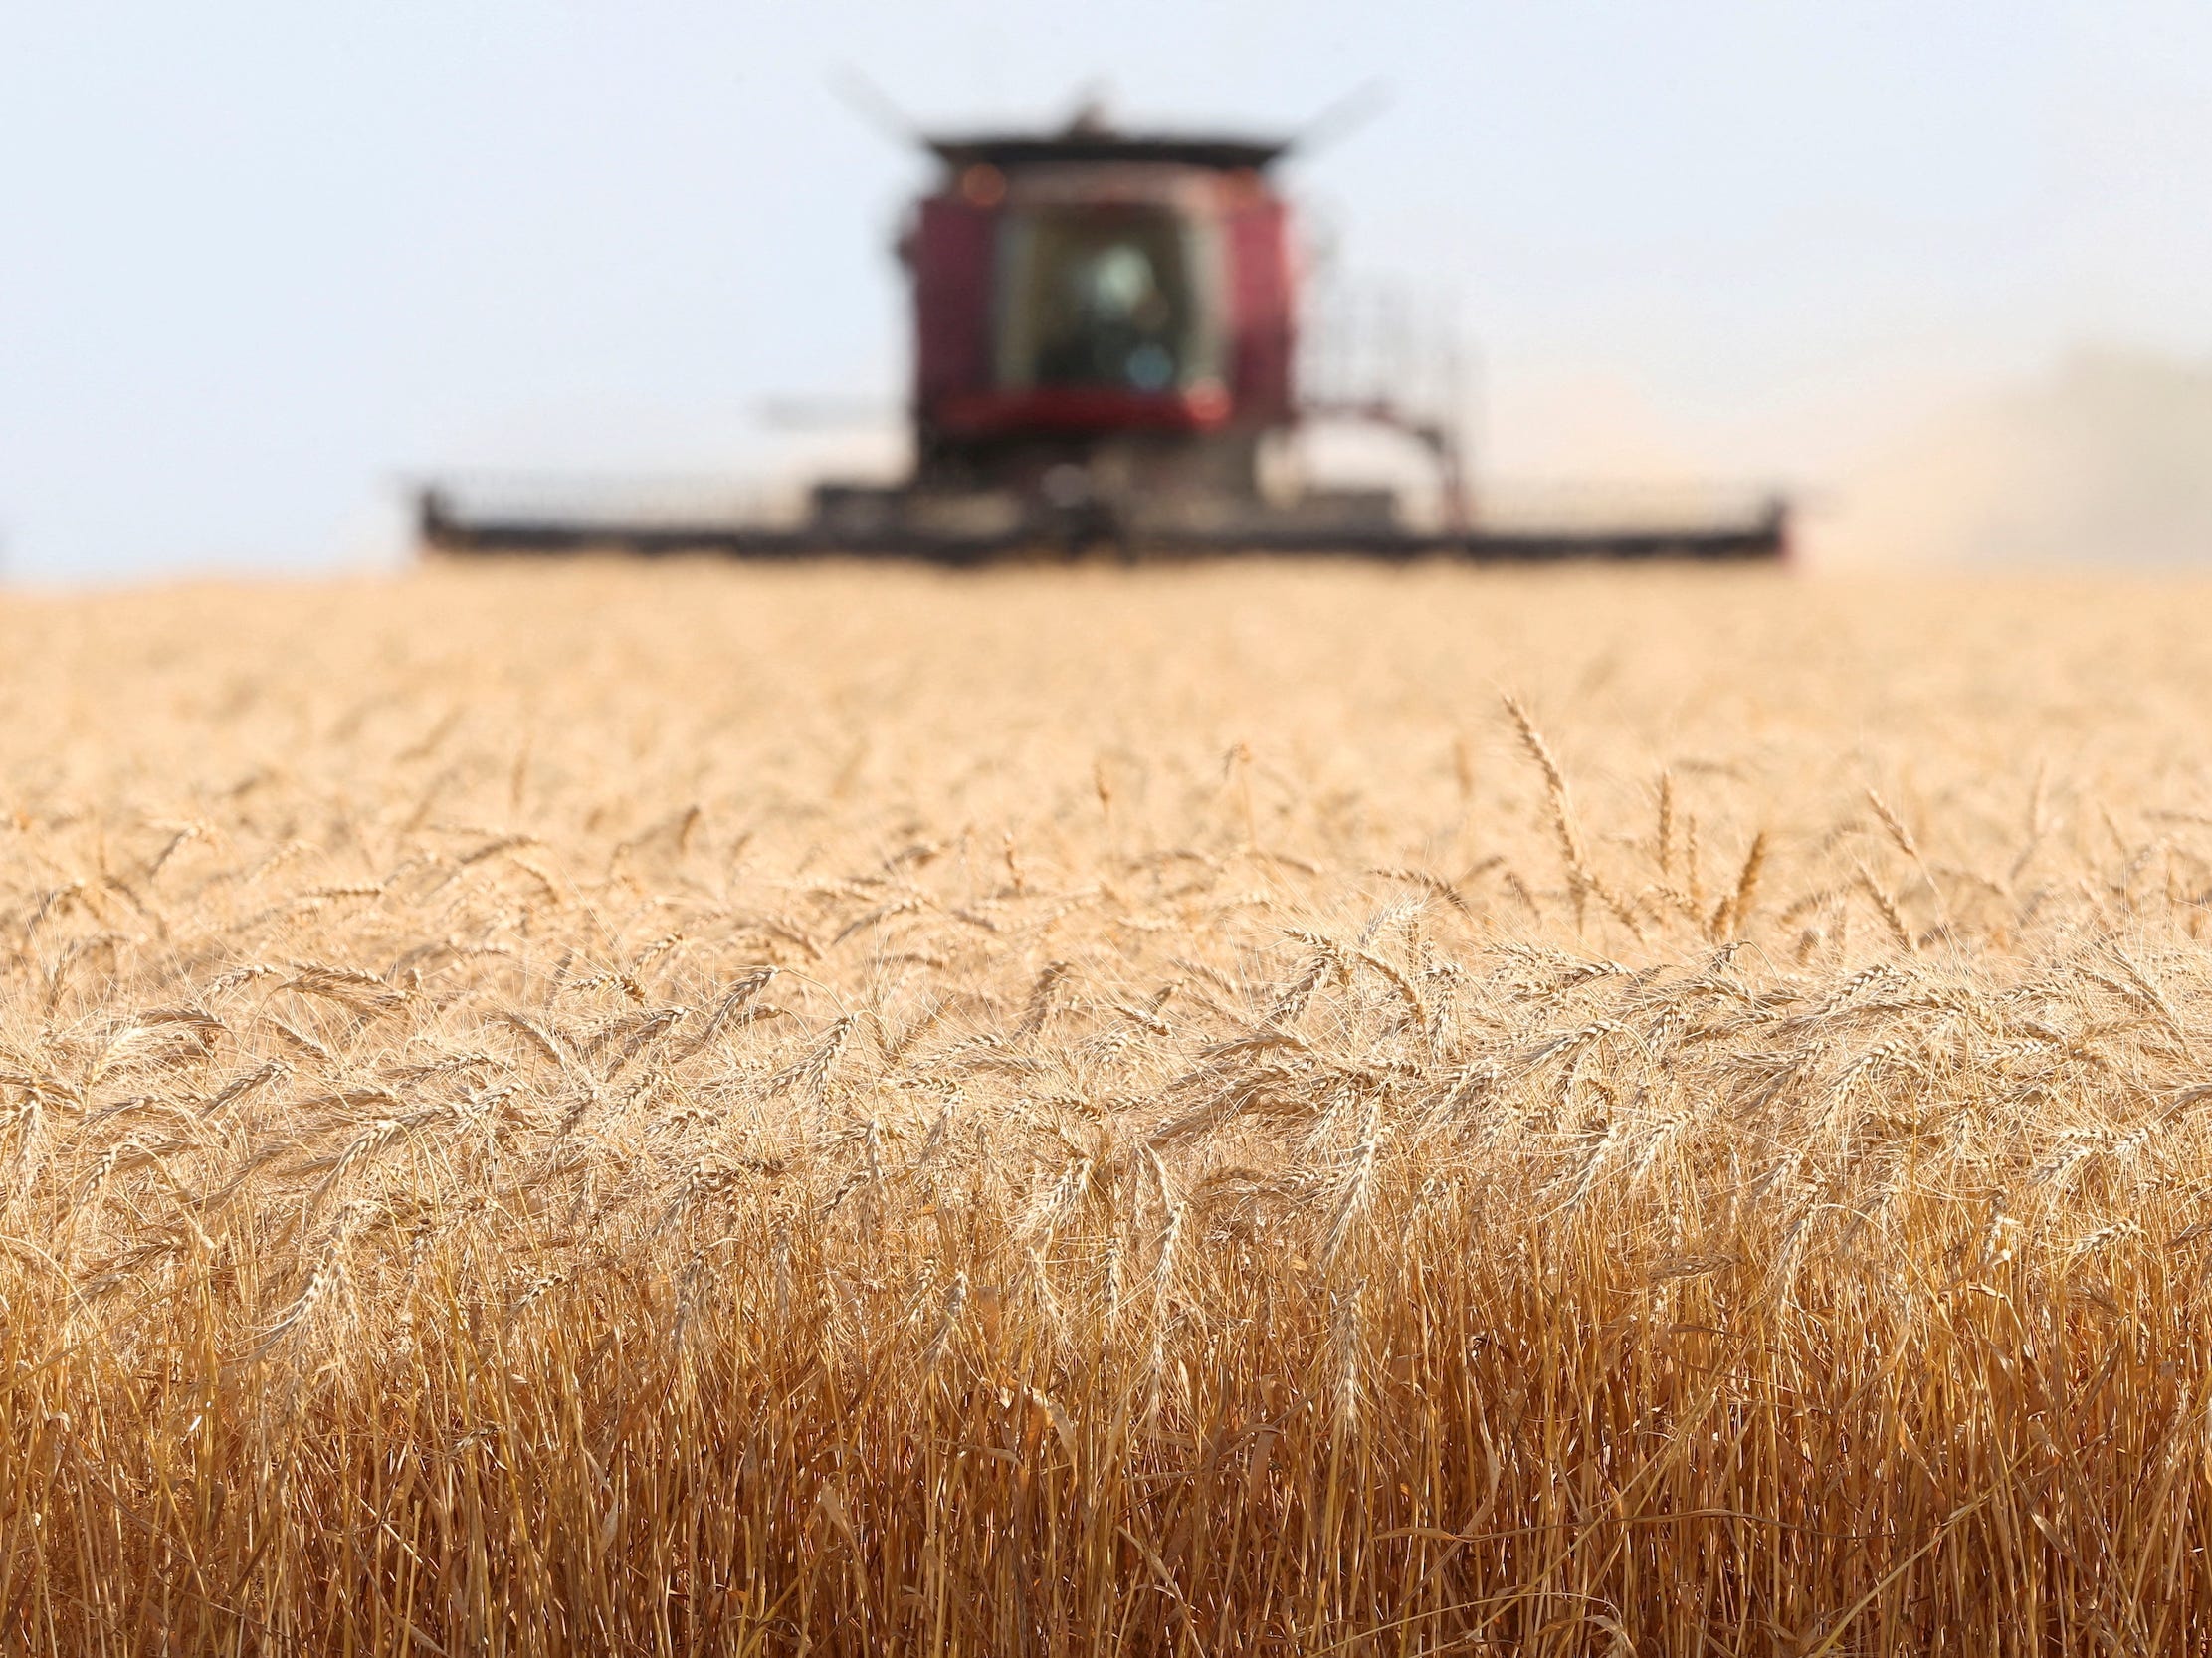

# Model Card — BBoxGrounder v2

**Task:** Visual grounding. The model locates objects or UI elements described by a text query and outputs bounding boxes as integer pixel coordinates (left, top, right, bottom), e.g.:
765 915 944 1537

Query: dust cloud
1811 347 2212 569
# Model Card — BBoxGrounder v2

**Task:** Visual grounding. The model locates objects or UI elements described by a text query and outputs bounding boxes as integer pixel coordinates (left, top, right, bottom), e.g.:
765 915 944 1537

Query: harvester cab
418 107 1786 563
812 110 1399 549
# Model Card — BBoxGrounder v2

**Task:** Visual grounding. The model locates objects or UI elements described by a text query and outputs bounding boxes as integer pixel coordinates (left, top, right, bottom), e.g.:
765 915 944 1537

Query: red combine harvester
418 112 1787 562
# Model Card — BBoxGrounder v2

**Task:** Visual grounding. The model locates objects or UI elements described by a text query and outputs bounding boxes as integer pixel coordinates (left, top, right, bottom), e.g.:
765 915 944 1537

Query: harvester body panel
912 196 998 423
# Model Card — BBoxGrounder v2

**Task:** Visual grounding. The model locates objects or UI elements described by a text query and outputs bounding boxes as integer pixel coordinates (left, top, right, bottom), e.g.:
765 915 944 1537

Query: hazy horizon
8 2 2212 576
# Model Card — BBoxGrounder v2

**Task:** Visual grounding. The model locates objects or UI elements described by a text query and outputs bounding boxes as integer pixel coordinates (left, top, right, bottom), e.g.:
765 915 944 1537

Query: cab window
996 209 1219 393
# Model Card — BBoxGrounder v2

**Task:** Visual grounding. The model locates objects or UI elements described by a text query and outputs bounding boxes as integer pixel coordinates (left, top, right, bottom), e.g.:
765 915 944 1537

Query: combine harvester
418 108 1787 563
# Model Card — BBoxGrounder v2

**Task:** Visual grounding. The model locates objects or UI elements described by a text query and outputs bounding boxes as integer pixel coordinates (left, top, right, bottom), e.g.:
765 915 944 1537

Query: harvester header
419 106 1786 563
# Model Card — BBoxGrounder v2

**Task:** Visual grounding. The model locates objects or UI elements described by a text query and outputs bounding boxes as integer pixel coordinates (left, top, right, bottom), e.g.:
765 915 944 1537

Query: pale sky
7 2 2212 575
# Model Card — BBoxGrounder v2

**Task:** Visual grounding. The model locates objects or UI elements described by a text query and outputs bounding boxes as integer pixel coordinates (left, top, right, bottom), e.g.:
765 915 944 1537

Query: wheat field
5 560 2212 1654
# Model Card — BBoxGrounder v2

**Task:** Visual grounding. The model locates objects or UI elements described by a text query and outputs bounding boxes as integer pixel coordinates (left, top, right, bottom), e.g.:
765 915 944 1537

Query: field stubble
5 561 2212 1653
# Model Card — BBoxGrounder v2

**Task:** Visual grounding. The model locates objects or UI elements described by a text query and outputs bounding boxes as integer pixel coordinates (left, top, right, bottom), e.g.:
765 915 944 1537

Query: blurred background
6 0 2212 578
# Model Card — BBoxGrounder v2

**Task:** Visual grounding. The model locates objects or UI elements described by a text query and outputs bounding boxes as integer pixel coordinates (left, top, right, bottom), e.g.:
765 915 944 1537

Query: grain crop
5 559 2212 1653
